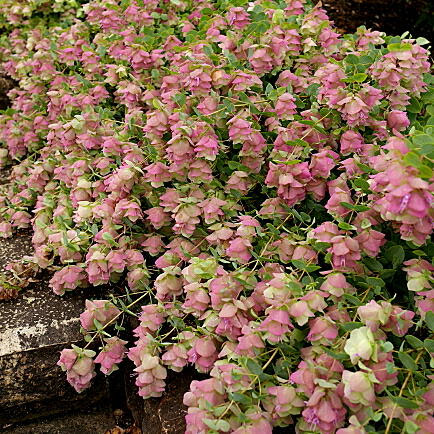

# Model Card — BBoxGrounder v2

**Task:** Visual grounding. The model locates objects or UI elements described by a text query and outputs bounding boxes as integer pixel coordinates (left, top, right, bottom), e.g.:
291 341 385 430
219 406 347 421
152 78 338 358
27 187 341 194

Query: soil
322 0 434 42
0 75 14 110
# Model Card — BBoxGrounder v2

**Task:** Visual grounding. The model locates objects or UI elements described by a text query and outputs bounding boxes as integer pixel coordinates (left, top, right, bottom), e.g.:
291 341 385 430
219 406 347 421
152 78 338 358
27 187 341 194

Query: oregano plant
0 0 433 433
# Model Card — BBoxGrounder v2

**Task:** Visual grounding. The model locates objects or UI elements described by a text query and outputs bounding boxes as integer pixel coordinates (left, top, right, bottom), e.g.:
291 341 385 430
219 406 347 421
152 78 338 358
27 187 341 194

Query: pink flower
226 7 250 29
193 135 219 161
154 266 183 300
309 150 338 178
258 309 293 343
133 353 167 398
357 300 392 331
320 273 353 298
342 370 376 405
328 236 361 271
199 197 227 223
134 304 166 337
145 206 171 229
340 130 365 155
113 199 143 223
249 48 274 74
0 222 12 238
95 337 128 375
57 348 77 371
210 362 251 393
232 413 273 434
197 96 218 115
228 117 253 143
162 344 189 372
383 306 415 336
235 324 265 357
141 235 165 256
288 301 315 326
355 229 386 257
274 93 297 120
215 302 249 340
49 265 87 295
292 245 318 264
85 249 110 286
226 237 252 263
307 317 338 344
79 299 120 331
302 387 346 433
367 352 398 392
264 385 304 419
186 68 213 94
183 378 226 408
185 408 213 434
182 283 210 316
57 347 96 393
187 338 218 373
106 249 126 274
311 221 342 243
231 72 263 91
265 162 312 206
127 268 150 291
387 110 410 131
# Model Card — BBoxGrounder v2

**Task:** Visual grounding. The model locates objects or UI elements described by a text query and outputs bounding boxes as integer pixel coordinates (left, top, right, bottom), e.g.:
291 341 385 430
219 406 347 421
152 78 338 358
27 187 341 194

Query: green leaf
398 352 418 371
380 268 396 281
418 164 433 179
201 7 213 15
342 73 368 83
229 392 252 405
413 134 434 146
424 339 434 353
386 362 396 374
391 396 419 409
172 93 186 106
291 259 321 272
215 420 231 432
425 311 434 332
387 42 412 52
365 277 385 288
203 419 219 430
323 348 349 360
338 221 356 231
403 151 422 168
265 83 274 96
340 322 363 331
405 335 424 349
381 341 394 352
345 54 360 64
306 83 320 96
246 359 263 376
339 202 370 212
363 257 383 272
352 178 371 192
406 98 421 113
404 420 420 434
223 99 235 113
415 37 430 45
386 245 405 268
343 294 361 306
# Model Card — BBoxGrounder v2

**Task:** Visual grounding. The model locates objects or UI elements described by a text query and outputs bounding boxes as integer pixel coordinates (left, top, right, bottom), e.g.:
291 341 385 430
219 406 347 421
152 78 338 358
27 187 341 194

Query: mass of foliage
0 0 433 433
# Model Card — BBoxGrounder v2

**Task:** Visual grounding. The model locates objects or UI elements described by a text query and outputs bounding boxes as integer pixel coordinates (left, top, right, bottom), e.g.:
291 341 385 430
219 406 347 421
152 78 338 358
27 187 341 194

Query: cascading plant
0 0 433 433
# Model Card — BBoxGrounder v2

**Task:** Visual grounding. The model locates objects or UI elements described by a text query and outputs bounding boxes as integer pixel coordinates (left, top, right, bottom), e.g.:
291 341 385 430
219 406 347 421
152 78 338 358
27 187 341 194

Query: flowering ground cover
0 0 433 433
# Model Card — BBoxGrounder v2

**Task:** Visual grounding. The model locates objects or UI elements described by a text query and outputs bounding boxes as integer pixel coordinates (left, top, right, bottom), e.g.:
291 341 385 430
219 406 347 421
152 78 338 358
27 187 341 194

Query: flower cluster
0 0 433 433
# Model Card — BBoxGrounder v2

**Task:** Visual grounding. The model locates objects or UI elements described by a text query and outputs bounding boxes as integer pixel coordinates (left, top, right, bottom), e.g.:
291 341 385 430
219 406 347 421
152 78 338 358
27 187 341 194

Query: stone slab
0 234 111 425
2 406 116 434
